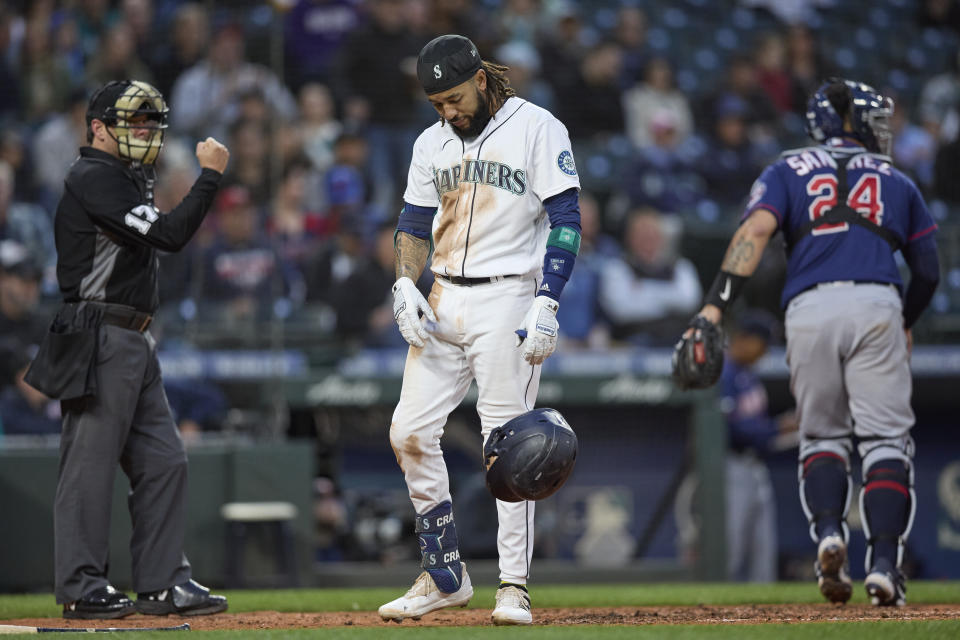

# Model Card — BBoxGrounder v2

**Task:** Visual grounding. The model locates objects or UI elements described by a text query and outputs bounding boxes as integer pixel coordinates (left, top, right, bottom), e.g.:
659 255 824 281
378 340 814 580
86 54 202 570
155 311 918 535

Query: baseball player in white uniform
378 35 582 626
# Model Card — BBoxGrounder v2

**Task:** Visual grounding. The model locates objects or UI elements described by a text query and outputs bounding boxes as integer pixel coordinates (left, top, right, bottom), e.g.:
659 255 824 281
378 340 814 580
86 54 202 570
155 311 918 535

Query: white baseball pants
390 273 540 584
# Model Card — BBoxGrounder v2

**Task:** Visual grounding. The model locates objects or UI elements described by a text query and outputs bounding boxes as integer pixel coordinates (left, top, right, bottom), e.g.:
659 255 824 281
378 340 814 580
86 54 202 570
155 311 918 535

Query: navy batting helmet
483 408 577 502
805 78 893 155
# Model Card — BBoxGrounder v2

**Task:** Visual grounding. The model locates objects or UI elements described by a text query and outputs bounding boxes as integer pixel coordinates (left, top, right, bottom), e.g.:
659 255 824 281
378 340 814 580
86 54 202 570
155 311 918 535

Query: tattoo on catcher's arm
722 234 756 273
720 214 775 276
395 232 431 281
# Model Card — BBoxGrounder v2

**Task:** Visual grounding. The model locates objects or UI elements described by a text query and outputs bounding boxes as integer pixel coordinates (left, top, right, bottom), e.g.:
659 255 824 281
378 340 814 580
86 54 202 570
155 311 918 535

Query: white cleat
816 534 852 604
865 566 906 607
491 585 532 626
378 564 473 622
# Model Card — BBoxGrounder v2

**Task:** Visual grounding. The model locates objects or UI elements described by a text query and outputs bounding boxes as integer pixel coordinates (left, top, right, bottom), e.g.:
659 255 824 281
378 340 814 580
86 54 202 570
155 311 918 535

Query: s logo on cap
434 64 442 79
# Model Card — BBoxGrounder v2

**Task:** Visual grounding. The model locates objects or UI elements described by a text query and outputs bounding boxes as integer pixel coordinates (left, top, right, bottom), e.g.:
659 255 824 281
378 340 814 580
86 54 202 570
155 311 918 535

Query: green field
1 582 958 638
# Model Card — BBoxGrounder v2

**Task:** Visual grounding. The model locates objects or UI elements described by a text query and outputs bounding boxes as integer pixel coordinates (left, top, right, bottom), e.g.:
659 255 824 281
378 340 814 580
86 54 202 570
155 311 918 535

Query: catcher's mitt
672 315 724 390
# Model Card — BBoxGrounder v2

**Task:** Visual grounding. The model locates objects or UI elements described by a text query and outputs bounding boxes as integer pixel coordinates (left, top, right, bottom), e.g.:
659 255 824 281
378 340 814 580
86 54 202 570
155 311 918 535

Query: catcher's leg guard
417 502 463 594
860 456 914 573
858 439 914 606
799 446 852 543
800 442 853 603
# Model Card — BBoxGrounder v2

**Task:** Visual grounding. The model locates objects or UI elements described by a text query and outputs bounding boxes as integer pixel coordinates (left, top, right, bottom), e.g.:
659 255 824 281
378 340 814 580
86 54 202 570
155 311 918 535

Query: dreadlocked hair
481 60 516 110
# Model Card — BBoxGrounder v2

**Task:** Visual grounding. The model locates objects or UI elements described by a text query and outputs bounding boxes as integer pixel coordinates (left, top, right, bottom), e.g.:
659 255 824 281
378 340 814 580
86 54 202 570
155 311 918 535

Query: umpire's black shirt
56 147 221 313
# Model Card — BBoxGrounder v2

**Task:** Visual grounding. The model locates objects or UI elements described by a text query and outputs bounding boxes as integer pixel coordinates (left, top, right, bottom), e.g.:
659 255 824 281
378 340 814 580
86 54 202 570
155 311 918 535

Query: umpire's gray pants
54 325 191 603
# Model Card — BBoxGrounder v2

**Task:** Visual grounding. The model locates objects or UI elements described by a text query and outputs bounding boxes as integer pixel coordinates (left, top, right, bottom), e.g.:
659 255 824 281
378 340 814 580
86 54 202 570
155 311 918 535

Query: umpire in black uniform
25 80 230 620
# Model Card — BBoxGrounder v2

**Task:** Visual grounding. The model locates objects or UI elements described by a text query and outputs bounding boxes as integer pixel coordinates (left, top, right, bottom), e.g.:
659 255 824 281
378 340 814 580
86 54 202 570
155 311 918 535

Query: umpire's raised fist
196 137 230 174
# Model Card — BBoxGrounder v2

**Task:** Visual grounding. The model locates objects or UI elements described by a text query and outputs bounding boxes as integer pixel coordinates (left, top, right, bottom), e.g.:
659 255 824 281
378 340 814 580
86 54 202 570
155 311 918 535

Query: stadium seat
221 501 300 588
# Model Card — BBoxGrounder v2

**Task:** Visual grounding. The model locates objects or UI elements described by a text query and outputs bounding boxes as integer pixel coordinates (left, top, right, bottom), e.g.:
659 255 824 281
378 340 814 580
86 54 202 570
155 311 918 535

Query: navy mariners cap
417 34 482 95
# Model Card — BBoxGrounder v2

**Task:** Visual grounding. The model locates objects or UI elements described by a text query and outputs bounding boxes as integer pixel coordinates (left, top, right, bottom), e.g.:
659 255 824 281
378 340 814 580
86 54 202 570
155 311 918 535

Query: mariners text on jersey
434 159 527 196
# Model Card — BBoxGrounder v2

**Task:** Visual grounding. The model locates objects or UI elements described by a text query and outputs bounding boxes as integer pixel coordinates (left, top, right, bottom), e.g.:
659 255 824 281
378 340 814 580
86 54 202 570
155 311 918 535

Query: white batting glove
392 277 436 348
515 296 560 365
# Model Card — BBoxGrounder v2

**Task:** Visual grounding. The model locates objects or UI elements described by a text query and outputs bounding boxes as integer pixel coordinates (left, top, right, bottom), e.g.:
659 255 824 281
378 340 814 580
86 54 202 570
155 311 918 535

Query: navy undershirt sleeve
901 233 940 329
543 188 582 232
397 202 436 239
539 188 581 300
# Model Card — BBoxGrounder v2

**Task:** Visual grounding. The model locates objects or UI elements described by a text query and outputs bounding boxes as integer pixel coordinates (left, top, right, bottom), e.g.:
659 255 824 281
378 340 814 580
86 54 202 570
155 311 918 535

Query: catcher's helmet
87 80 169 165
805 78 893 155
484 408 577 502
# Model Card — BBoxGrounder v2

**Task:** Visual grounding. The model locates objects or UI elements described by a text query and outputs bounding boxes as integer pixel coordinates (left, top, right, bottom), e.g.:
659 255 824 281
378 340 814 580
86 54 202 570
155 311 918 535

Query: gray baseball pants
786 282 915 464
726 453 777 582
54 324 191 603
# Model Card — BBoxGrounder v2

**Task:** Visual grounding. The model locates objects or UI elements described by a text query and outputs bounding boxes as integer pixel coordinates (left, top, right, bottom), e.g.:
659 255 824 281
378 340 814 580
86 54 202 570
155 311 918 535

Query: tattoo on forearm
395 232 430 281
722 234 756 274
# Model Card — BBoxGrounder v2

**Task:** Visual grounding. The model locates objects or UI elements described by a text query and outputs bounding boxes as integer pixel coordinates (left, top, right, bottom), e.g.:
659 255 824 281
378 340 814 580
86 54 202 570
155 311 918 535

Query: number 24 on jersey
805 173 883 235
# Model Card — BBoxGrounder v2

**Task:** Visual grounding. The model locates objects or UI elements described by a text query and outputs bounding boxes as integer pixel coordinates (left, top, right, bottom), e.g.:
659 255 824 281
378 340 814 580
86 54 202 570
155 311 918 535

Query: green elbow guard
547 226 581 255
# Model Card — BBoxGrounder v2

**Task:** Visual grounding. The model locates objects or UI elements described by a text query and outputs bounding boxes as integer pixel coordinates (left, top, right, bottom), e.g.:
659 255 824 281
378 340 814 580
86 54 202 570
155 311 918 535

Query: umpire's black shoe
135 579 228 616
63 585 136 620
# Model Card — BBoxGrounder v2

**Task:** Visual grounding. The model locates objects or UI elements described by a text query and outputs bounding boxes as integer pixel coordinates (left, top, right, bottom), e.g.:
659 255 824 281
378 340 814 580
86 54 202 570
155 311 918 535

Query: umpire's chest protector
404 97 581 279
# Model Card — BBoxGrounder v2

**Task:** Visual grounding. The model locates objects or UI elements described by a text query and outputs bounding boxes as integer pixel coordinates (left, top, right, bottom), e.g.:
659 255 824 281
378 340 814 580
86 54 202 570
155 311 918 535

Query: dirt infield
5 604 960 629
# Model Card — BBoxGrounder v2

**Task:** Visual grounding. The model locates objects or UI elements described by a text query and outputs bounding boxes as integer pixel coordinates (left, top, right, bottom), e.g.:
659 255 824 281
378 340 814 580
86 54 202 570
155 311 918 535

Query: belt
437 274 518 286
815 280 856 289
101 306 153 332
808 281 895 293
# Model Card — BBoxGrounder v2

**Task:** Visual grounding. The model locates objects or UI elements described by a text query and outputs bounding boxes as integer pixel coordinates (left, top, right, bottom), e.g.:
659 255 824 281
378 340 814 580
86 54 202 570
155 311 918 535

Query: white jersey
403 96 581 279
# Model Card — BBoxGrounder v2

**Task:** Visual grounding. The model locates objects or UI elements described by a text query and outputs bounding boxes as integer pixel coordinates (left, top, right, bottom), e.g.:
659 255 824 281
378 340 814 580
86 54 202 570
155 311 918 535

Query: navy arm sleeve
544 188 582 232
77 166 222 252
539 188 581 301
397 202 436 239
901 233 940 329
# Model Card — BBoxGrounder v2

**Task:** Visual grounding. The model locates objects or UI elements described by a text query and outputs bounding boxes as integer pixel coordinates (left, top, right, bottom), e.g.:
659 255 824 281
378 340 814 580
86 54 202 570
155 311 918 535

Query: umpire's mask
87 80 169 165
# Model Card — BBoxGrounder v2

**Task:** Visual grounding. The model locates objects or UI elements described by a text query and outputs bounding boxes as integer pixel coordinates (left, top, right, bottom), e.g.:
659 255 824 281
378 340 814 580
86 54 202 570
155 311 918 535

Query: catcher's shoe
378 563 473 622
492 584 532 625
865 560 906 606
815 534 852 604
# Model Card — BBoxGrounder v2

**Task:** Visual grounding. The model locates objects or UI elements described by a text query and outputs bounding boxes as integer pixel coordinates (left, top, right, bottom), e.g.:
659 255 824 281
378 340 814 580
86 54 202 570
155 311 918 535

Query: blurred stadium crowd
0 0 960 410
0 0 959 569
2 0 960 353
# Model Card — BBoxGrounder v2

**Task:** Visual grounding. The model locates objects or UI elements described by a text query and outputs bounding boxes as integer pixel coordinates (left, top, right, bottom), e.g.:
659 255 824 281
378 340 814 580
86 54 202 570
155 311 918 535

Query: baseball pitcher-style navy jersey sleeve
743 143 938 307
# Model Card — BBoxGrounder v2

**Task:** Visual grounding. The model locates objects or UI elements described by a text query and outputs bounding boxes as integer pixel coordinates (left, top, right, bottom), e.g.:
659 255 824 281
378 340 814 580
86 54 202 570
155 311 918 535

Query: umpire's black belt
437 274 519 286
100 304 153 332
